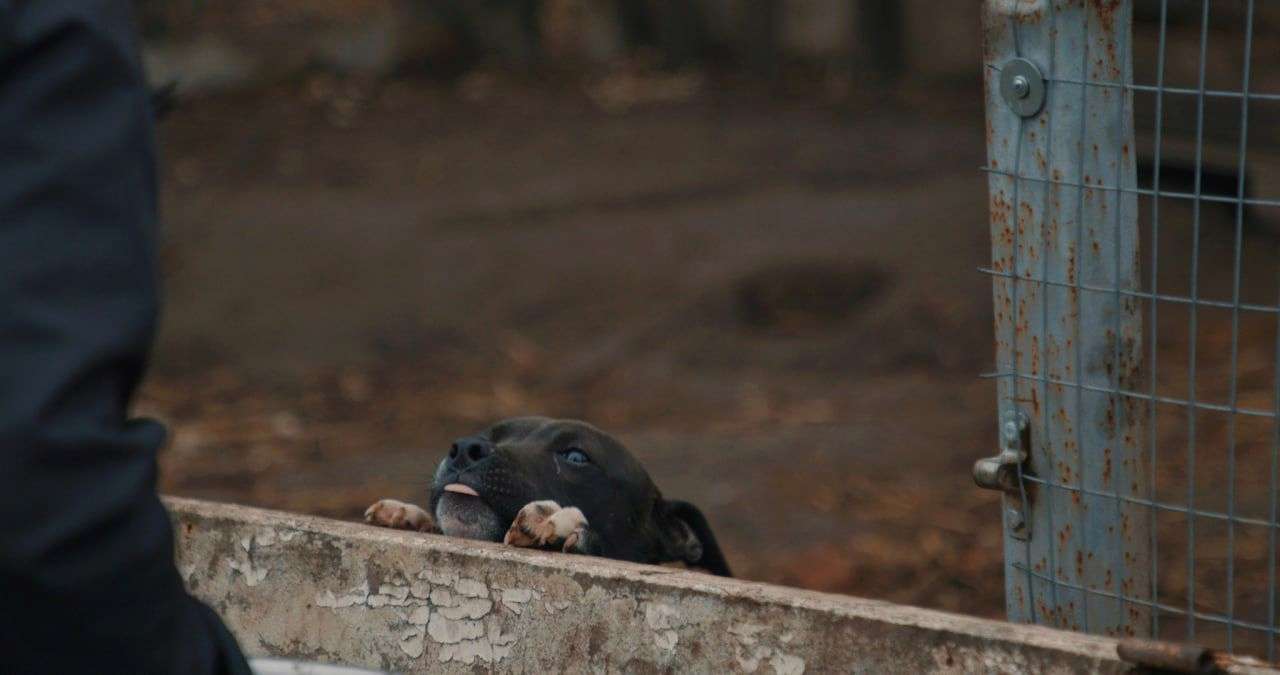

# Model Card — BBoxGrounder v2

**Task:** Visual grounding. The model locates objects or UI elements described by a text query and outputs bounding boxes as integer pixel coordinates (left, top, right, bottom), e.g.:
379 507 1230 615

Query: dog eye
561 448 590 465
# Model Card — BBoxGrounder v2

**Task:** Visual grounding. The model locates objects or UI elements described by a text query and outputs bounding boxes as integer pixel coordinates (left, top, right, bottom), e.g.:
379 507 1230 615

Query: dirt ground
139 70 1280 639
140 73 1007 617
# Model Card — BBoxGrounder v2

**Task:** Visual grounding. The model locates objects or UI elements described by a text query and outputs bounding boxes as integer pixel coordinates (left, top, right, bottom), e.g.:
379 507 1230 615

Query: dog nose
448 436 494 470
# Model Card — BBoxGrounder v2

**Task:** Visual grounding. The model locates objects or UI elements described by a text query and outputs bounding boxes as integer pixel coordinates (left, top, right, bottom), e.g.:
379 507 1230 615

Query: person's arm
0 2 249 672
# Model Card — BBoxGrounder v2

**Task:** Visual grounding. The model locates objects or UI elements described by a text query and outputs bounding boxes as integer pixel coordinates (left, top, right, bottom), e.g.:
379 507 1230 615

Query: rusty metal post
981 0 1151 637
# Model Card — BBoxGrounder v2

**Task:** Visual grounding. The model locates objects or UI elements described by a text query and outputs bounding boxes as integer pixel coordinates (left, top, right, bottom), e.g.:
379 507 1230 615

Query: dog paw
503 500 588 553
364 499 435 532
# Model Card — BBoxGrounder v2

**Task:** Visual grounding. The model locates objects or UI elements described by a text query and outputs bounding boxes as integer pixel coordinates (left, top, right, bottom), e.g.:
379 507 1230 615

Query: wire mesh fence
980 0 1280 659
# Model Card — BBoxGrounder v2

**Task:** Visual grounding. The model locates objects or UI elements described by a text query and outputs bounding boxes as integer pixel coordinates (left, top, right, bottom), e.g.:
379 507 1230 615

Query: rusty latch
973 409 1031 540
1117 638 1280 674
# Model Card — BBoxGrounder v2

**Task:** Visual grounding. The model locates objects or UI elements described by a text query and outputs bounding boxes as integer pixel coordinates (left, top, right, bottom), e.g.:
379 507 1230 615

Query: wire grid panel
981 0 1280 658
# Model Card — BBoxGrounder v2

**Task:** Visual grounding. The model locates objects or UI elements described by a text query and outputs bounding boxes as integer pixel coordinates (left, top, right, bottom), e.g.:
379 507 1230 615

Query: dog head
427 416 730 575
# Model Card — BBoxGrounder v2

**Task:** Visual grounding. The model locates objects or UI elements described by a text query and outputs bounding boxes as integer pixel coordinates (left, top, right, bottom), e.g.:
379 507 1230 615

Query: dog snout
447 436 495 471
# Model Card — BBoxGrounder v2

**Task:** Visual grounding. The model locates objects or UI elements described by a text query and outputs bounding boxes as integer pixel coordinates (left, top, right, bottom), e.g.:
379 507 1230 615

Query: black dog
365 416 731 576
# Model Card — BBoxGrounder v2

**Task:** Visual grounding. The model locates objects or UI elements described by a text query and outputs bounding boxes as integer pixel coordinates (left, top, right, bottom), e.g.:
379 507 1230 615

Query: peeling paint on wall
309 566 522 665
644 603 684 655
729 623 807 674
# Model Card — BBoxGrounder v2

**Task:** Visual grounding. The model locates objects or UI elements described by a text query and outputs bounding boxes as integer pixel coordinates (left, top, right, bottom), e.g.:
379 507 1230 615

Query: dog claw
505 500 589 553
365 499 435 532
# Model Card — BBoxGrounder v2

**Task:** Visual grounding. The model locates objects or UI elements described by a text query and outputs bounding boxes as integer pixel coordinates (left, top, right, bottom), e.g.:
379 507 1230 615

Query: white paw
503 500 588 552
364 499 434 532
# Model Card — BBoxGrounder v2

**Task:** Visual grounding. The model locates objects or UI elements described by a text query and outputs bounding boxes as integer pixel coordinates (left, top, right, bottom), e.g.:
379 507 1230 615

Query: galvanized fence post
979 0 1152 637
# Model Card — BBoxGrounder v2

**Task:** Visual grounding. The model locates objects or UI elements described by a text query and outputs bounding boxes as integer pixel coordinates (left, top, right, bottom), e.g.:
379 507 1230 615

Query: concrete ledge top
167 496 1128 673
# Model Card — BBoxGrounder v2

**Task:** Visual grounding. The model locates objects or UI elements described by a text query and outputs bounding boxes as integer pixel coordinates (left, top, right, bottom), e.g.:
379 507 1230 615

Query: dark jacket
0 2 249 672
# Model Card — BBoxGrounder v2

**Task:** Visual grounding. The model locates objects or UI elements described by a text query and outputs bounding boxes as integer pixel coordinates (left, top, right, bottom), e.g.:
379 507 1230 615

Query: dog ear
656 499 732 577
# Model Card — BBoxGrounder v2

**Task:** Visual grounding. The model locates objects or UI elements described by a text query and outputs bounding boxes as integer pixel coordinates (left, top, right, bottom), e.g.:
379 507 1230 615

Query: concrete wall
168 497 1131 673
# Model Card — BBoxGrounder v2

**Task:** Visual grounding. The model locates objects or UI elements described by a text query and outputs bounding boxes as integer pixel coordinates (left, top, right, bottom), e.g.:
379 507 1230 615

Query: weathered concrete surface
168 497 1128 673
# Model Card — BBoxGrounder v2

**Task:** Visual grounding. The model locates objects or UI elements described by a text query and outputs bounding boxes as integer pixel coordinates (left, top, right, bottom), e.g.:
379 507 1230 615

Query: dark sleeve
0 2 250 673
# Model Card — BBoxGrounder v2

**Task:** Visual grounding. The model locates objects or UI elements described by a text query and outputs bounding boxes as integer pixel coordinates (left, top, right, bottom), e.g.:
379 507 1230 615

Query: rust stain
1087 0 1124 78
1013 2 1045 24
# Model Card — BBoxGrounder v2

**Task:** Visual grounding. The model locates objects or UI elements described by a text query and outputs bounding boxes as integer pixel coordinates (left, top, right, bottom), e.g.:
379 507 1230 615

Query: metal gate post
980 0 1152 637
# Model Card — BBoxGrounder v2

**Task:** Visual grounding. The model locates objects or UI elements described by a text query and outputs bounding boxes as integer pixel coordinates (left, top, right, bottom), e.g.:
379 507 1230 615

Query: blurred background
133 0 1279 627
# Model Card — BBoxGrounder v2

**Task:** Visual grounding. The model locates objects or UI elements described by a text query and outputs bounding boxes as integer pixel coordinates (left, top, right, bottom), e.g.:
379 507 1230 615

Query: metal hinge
973 409 1032 540
1117 638 1280 674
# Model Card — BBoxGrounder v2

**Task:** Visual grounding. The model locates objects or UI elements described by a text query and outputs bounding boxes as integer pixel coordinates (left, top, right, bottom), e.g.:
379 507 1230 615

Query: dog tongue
444 483 480 497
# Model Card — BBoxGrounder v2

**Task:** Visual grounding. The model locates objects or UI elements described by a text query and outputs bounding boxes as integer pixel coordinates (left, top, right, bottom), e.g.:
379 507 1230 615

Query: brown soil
141 72 1280 643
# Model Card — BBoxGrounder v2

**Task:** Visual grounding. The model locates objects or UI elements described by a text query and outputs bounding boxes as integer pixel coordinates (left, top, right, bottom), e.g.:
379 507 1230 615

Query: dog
364 416 731 576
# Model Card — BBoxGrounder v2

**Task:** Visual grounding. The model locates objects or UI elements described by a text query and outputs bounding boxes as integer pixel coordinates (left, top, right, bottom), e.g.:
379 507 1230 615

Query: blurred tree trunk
854 0 903 82
742 0 780 77
617 0 712 68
